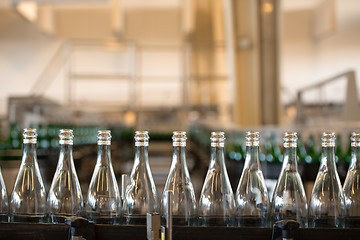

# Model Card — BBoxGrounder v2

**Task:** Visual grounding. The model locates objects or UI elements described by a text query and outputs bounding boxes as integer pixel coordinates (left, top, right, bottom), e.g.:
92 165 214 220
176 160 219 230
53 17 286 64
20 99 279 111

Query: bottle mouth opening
98 130 111 145
172 131 187 146
210 132 225 147
245 131 260 146
23 128 37 144
134 131 149 142
351 132 360 147
134 131 149 146
283 132 298 148
59 129 74 145
321 132 336 147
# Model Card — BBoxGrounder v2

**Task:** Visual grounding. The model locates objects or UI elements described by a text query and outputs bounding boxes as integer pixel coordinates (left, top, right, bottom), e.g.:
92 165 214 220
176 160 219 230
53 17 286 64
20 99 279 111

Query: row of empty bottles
0 128 359 228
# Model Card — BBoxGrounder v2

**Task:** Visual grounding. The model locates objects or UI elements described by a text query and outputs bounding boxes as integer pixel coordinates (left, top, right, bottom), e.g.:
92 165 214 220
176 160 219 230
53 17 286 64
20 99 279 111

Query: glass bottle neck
22 142 37 164
97 144 112 165
244 145 260 169
350 146 360 169
135 145 149 164
282 146 298 171
210 146 225 168
172 146 186 165
320 146 337 169
59 143 74 168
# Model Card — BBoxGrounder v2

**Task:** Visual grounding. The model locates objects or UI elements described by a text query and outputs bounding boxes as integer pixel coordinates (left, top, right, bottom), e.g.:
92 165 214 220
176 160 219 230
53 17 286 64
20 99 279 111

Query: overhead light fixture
262 2 273 14
16 0 38 23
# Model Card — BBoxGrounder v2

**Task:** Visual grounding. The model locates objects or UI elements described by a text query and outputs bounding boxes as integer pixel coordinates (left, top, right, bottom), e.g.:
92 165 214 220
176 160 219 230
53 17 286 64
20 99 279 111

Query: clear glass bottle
235 131 269 227
309 132 345 228
271 132 308 227
198 132 235 226
122 131 159 225
343 132 360 227
86 130 121 224
10 128 47 223
0 165 9 222
47 129 83 223
160 131 197 226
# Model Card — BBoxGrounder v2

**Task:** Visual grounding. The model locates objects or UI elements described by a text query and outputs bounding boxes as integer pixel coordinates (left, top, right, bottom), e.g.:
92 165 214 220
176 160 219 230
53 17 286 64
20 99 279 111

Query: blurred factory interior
1 0 360 197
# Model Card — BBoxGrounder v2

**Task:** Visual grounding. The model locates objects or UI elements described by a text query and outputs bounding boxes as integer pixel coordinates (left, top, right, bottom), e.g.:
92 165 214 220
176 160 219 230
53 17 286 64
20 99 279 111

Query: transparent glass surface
10 128 47 223
122 131 159 225
235 132 269 227
271 132 308 227
160 131 197 226
343 132 360 228
86 130 121 224
309 132 345 228
198 132 235 227
0 166 9 222
47 129 83 223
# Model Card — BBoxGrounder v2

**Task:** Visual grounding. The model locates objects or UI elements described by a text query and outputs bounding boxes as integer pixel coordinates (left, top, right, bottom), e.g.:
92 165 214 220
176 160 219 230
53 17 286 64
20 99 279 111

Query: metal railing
295 70 360 124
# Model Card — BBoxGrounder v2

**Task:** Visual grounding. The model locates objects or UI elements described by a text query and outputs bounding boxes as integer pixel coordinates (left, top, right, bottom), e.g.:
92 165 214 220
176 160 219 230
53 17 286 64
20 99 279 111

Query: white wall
280 9 315 104
0 6 185 119
281 0 360 105
314 0 360 80
0 8 62 116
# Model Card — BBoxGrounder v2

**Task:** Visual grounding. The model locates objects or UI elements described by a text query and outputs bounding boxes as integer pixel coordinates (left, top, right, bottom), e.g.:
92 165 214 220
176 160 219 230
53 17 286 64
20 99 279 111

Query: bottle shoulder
200 170 234 209
344 169 360 196
235 169 269 206
272 172 307 204
310 171 345 207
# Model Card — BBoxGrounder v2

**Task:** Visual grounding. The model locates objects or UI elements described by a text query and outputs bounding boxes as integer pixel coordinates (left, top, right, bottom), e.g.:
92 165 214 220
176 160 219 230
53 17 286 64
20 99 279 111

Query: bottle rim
98 130 112 145
351 132 360 147
283 132 297 148
135 130 149 146
172 131 186 147
245 131 260 147
23 128 37 144
59 129 74 145
321 132 336 147
211 131 225 147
